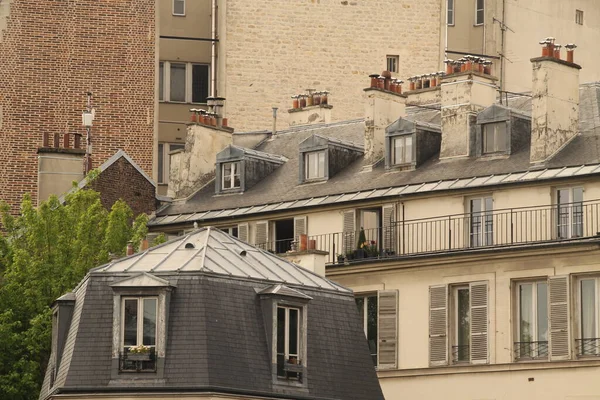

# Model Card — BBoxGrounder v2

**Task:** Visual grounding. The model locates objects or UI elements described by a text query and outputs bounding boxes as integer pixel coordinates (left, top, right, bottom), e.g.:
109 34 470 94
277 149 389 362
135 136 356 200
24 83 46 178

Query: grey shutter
237 223 249 242
378 289 398 369
342 210 356 254
549 275 571 360
382 204 396 255
469 281 489 364
429 285 448 366
255 221 269 250
294 216 307 242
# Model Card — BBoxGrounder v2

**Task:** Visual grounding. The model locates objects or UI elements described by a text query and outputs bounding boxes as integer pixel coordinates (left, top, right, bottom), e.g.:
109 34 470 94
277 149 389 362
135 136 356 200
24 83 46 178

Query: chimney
530 40 581 165
439 64 497 159
126 241 134 256
288 90 332 127
363 71 406 168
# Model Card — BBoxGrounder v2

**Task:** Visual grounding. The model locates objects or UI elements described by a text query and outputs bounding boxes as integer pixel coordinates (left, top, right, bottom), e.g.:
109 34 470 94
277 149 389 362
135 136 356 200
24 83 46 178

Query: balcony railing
452 345 470 363
119 348 157 372
576 338 600 356
514 341 548 360
304 200 600 265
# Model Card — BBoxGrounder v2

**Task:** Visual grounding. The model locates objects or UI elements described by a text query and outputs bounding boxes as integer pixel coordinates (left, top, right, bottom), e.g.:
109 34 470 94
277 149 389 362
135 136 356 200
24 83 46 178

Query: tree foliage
0 188 149 400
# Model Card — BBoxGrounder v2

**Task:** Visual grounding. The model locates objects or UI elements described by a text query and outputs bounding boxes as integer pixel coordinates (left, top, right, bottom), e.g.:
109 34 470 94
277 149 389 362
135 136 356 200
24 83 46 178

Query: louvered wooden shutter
549 275 571 360
237 223 249 242
469 281 489 364
429 285 448 366
293 216 307 242
378 289 398 369
342 210 356 254
382 204 396 254
255 221 269 250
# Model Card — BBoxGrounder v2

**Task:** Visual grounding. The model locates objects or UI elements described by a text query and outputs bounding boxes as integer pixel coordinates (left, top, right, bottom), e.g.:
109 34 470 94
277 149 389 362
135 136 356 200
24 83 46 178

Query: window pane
483 125 495 153
289 309 299 356
367 296 378 365
173 0 185 15
231 227 238 238
277 307 285 354
318 152 325 177
557 189 570 238
404 136 413 163
470 199 482 246
496 123 507 152
355 297 365 326
447 0 454 24
519 284 533 343
192 64 209 103
158 144 164 184
223 163 232 188
143 298 157 346
159 62 164 101
536 282 548 342
393 137 404 164
170 63 186 102
170 143 185 152
457 288 470 361
581 280 596 340
306 152 324 179
232 162 241 187
123 299 138 346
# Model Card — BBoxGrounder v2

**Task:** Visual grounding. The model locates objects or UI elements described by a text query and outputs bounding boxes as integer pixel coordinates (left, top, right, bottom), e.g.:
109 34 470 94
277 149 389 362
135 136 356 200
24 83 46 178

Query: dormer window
122 297 157 372
222 162 241 189
391 135 414 165
277 306 301 379
482 122 507 154
304 151 325 180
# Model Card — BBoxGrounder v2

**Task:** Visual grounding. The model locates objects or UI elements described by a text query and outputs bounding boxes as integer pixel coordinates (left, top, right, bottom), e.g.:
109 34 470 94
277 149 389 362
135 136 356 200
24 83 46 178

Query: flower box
127 353 151 361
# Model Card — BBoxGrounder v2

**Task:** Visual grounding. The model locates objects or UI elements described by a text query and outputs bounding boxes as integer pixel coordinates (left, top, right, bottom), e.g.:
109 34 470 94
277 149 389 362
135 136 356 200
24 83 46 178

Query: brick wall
0 0 155 214
221 0 442 131
89 157 157 217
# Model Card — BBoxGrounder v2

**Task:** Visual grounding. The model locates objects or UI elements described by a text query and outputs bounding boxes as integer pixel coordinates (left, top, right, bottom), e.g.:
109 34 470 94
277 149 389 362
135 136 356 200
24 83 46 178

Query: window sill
300 178 328 185
159 101 208 105
172 13 186 17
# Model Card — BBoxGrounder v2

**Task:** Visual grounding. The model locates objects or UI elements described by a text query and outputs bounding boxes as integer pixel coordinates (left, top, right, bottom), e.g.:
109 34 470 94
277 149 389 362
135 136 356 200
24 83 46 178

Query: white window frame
158 61 210 104
556 187 584 239
356 294 378 366
304 151 325 180
482 122 507 154
221 162 241 190
475 0 484 25
391 135 413 165
515 280 548 360
576 276 600 356
386 55 399 73
576 9 583 25
121 296 158 351
173 0 185 16
468 196 493 247
451 285 470 363
276 305 303 380
447 0 455 25
158 142 185 184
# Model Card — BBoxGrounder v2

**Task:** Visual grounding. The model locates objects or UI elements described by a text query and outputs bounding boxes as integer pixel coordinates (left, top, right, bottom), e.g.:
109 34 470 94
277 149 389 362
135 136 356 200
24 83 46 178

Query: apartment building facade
149 42 600 399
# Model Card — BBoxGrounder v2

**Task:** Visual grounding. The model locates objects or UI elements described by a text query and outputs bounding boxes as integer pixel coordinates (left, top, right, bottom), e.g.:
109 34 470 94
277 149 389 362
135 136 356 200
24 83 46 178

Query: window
277 306 302 379
158 142 185 184
452 286 470 363
173 0 185 16
515 281 548 360
556 187 583 239
159 62 210 104
469 196 493 247
121 297 158 371
386 55 399 73
391 135 413 165
482 122 507 154
577 277 600 356
447 0 454 25
220 226 239 238
304 151 325 180
356 294 378 365
222 162 241 190
576 9 583 25
475 0 484 25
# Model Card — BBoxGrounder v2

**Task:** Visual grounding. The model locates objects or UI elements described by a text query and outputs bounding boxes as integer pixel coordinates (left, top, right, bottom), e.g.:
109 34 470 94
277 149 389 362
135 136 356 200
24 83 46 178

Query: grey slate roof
153 84 600 224
40 228 383 400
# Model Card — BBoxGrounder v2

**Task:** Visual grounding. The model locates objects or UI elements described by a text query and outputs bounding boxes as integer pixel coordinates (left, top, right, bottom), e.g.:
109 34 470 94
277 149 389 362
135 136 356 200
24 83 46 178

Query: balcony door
556 187 583 239
469 197 493 247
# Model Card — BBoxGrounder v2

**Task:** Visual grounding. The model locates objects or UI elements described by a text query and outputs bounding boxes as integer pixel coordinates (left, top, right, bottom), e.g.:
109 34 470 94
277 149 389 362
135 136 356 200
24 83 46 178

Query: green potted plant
127 344 152 361
356 228 367 258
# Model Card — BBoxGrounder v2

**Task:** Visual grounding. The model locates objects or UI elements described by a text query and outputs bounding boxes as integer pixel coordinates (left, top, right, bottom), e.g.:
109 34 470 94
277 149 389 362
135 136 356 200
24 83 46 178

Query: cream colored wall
37 153 84 204
219 0 443 132
446 0 485 54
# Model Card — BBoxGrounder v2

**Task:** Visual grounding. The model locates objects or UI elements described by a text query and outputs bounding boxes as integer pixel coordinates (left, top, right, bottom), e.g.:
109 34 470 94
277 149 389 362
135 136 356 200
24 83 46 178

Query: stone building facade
0 0 156 214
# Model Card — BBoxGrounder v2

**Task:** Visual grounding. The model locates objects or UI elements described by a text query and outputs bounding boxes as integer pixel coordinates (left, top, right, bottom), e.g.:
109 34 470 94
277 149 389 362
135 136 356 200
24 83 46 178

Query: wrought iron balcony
576 338 600 356
119 348 157 372
299 200 600 265
514 341 548 360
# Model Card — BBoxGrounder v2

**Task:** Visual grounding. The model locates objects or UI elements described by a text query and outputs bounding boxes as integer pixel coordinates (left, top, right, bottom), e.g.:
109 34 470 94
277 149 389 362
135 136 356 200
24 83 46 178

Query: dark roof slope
158 84 600 218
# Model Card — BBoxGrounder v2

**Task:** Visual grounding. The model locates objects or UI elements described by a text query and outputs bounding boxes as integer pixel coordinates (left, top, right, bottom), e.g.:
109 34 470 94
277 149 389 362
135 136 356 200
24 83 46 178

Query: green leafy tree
0 187 149 400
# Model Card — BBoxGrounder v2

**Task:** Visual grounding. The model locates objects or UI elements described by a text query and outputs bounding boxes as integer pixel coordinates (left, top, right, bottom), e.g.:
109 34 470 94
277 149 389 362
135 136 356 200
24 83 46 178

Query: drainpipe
272 107 278 135
210 0 217 97
500 0 506 92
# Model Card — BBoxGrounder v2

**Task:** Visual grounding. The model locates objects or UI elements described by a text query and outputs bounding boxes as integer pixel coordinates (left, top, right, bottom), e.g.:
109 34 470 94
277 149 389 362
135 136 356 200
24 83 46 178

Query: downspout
211 0 217 97
500 0 506 92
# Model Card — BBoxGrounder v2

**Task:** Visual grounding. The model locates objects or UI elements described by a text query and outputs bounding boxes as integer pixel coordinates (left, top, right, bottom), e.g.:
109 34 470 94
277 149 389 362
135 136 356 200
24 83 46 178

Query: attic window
222 162 241 189
304 151 325 180
482 123 508 154
391 135 414 165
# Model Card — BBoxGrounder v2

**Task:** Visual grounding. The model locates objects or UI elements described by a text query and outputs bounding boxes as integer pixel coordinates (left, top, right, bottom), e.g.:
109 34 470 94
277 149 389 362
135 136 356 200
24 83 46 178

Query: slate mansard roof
40 228 384 400
152 83 600 226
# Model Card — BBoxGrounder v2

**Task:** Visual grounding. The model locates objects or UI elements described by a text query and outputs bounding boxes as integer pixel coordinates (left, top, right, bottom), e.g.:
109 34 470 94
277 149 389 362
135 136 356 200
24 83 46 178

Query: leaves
0 187 149 399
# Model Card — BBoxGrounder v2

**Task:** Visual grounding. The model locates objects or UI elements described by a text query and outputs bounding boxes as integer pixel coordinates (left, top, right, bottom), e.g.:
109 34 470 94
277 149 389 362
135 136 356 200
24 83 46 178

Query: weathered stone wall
219 0 442 132
0 0 155 214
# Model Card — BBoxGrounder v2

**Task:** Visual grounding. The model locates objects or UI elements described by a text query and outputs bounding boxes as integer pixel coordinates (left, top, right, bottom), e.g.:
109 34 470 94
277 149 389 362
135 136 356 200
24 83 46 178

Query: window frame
514 280 549 361
121 296 158 351
391 135 414 166
158 142 185 185
451 285 471 364
356 293 378 366
482 122 508 155
447 0 455 26
173 0 186 16
303 150 326 181
475 0 484 25
555 186 584 239
221 161 241 190
576 9 584 25
386 55 399 74
158 61 210 104
468 196 493 247
576 275 600 357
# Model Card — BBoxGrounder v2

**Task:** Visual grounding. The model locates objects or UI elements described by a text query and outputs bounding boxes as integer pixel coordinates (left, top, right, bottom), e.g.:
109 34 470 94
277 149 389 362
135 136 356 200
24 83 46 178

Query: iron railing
514 341 548 360
452 345 470 363
576 338 600 356
119 348 157 372
305 200 600 264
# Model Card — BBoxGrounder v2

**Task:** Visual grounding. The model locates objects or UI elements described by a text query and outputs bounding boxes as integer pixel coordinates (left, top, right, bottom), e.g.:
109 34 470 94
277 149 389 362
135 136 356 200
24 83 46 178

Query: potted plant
337 254 346 264
127 344 152 361
356 228 367 258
